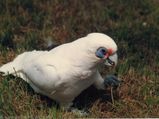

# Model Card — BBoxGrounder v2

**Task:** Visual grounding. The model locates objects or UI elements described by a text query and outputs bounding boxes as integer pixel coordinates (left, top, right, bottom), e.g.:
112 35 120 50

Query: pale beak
104 53 118 66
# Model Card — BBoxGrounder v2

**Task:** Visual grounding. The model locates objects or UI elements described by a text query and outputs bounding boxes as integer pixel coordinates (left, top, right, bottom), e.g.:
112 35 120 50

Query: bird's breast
48 68 96 103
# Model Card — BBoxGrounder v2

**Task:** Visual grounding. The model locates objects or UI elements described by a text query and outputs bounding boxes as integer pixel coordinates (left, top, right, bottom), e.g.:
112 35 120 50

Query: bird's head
84 33 118 67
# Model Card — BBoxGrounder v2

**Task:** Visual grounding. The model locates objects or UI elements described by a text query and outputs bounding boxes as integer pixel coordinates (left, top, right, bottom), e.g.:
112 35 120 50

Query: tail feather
0 52 27 75
0 52 28 82
0 62 29 82
0 61 21 75
0 50 44 82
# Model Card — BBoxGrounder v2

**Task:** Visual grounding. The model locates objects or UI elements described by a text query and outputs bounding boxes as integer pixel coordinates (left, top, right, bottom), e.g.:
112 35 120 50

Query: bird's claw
104 75 122 89
71 108 89 117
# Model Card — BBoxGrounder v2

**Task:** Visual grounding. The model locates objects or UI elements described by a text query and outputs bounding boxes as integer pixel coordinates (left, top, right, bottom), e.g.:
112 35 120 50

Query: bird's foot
104 74 122 89
70 107 89 117
61 103 89 117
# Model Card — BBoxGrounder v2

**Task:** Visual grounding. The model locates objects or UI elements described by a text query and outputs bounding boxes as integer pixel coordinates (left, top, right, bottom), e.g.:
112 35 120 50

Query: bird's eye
96 47 107 58
98 47 107 55
101 48 106 54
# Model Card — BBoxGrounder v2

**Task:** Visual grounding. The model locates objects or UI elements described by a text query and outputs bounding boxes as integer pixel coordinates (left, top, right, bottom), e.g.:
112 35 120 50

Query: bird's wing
23 55 62 94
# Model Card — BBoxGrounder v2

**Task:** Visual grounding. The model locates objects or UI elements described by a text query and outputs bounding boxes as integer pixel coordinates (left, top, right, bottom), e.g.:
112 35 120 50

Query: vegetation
0 0 159 118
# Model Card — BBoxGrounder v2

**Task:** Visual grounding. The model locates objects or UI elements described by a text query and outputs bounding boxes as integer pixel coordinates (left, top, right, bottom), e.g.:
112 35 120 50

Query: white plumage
0 33 118 109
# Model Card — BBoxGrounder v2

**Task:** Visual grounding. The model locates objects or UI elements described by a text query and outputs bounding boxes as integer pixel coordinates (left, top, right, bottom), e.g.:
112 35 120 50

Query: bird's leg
93 71 106 90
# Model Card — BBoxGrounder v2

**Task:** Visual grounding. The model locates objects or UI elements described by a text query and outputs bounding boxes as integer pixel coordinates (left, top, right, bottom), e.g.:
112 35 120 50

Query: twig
110 86 114 105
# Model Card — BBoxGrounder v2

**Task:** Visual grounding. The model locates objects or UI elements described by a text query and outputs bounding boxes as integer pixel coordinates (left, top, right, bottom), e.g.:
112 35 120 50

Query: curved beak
104 53 118 66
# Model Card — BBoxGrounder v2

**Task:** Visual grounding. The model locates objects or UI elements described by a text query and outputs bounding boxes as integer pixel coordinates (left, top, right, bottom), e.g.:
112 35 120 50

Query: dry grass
0 0 159 118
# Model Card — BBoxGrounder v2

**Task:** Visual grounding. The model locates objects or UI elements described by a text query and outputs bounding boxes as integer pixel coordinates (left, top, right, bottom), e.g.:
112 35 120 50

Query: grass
0 0 159 118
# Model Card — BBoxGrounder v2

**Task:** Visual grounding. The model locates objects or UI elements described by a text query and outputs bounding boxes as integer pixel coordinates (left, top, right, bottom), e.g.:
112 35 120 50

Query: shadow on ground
31 84 119 110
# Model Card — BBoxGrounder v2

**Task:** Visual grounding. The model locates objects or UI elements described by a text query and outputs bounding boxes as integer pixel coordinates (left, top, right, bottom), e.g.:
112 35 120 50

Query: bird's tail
0 53 28 81
0 62 18 75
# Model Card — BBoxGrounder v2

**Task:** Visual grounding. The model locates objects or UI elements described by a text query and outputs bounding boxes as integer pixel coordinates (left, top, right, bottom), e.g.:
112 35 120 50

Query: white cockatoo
0 33 119 109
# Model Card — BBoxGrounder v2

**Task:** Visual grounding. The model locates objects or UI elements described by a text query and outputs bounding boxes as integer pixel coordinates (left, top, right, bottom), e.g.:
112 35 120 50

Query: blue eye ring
96 47 107 58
